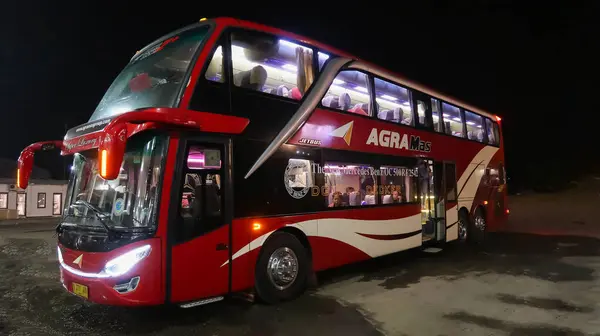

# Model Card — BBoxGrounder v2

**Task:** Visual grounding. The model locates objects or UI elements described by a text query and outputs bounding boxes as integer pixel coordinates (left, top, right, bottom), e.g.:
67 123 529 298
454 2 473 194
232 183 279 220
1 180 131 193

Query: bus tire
255 232 309 304
457 209 470 243
470 207 487 245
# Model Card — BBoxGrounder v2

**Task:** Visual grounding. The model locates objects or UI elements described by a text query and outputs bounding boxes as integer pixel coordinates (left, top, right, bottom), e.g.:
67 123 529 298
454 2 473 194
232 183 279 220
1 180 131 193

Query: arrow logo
73 254 83 268
329 121 354 146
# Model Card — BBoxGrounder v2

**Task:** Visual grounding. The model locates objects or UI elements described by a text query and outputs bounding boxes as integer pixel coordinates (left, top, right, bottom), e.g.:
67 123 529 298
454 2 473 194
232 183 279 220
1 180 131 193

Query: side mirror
17 148 34 189
17 141 63 189
98 123 127 180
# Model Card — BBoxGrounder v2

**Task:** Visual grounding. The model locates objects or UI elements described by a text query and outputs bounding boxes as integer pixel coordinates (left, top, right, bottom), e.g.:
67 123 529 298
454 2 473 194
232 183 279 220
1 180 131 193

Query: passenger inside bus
206 31 316 101
329 191 347 208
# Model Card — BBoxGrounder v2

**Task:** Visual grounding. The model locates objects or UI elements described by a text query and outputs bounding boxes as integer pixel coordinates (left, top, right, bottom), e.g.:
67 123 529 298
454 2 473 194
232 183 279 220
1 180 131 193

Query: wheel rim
267 247 299 290
458 218 468 240
474 215 486 232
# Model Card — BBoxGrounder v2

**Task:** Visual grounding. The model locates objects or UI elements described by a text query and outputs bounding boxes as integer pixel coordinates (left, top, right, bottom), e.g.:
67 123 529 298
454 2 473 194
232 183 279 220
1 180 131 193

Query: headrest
338 93 351 110
382 194 392 204
322 95 339 109
233 65 267 91
290 87 302 100
378 109 391 120
276 85 289 97
392 107 404 121
350 104 368 116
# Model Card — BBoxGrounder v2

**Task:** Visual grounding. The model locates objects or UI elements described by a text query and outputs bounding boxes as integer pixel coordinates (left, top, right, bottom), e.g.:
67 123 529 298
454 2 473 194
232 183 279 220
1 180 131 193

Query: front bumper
58 239 163 306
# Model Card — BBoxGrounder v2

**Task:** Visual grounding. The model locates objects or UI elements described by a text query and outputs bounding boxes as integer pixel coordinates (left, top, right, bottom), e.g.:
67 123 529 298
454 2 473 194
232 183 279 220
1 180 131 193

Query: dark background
2 1 598 192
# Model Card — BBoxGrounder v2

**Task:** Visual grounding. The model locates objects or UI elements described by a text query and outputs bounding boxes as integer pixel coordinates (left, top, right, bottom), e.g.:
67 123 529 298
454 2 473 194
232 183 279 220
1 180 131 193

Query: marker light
495 115 502 122
200 18 207 21
102 245 151 277
100 149 108 178
253 222 262 231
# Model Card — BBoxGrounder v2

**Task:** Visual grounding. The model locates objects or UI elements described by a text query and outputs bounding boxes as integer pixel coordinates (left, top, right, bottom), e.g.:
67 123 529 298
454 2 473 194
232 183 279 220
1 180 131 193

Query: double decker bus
17 17 508 307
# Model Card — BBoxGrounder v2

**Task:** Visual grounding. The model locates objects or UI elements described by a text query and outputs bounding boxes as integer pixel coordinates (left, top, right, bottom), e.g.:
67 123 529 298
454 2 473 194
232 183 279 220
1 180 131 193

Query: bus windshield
63 134 167 231
89 25 210 122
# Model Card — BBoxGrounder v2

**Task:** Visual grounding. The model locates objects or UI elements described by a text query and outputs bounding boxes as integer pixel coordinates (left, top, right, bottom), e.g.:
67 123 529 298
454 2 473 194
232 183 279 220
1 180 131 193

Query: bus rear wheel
255 232 309 304
458 210 470 243
470 208 487 244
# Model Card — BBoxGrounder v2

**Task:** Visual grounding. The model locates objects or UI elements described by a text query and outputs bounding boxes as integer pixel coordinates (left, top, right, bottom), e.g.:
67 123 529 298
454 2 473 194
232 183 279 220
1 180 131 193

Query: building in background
0 178 67 219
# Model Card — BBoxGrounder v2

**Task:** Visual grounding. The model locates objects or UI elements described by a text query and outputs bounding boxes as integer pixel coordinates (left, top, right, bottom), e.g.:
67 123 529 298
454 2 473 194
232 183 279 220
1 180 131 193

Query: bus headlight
101 245 151 277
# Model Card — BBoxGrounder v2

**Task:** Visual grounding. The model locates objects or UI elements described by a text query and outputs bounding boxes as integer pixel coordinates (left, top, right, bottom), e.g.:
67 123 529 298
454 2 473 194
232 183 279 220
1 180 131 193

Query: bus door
443 162 459 241
419 160 452 243
168 138 232 303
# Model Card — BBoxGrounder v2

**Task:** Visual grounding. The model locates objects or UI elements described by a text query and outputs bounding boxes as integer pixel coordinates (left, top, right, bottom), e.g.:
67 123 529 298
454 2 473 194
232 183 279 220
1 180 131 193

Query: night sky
3 2 599 190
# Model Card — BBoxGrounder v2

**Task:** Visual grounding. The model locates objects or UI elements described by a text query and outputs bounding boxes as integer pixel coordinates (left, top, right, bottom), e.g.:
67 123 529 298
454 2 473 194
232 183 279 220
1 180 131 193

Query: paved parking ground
1 185 599 335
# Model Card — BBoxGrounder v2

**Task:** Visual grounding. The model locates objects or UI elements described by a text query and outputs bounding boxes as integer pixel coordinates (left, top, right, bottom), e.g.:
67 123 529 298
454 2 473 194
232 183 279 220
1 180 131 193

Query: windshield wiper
60 200 116 238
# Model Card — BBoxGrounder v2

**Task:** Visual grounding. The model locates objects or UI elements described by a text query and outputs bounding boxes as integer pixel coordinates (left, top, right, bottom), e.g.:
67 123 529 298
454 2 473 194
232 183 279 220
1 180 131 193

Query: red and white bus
17 17 508 307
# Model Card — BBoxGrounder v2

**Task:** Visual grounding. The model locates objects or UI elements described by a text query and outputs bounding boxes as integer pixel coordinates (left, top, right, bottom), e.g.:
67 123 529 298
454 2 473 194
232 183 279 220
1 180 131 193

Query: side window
485 118 499 145
380 166 418 204
374 77 413 125
464 110 485 142
431 98 444 133
205 44 224 83
444 163 457 202
230 30 314 100
177 145 223 242
324 163 377 207
318 51 334 71
441 102 464 138
37 193 46 208
415 100 431 128
493 123 501 146
234 141 322 217
322 71 371 116
0 193 7 209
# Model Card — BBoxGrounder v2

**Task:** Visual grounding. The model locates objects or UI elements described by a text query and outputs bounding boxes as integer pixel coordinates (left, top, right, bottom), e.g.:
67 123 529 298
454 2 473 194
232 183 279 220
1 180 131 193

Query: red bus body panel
59 238 163 306
46 17 507 307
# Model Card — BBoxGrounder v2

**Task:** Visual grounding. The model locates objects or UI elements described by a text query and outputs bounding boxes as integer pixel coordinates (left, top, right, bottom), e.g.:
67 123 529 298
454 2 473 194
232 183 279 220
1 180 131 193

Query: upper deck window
431 98 444 133
464 110 485 142
230 30 315 101
89 26 210 122
441 102 464 138
321 70 371 116
485 118 500 145
374 78 413 125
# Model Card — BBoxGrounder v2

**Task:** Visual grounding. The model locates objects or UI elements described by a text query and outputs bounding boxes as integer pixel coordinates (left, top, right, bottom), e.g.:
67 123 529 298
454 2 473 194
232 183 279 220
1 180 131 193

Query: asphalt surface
1 187 600 335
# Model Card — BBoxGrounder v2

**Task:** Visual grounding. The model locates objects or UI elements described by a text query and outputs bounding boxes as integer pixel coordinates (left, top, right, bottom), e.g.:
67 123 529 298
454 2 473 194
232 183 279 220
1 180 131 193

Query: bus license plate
72 282 88 299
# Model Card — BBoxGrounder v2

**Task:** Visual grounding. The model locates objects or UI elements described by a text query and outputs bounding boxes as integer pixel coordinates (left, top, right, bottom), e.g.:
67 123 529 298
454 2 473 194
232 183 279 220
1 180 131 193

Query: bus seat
378 109 391 120
348 191 360 206
233 65 267 91
382 194 392 204
477 129 484 142
392 107 404 123
445 122 452 134
322 95 339 109
364 194 376 205
290 87 302 100
276 85 289 97
338 93 351 111
350 103 369 116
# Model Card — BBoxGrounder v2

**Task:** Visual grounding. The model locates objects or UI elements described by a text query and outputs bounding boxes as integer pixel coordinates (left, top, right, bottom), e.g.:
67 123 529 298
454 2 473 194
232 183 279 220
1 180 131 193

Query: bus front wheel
255 232 309 304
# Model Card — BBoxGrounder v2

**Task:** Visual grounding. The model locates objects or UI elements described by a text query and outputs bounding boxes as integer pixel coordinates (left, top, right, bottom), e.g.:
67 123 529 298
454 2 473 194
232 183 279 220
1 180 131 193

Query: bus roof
214 17 499 121
134 17 498 121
